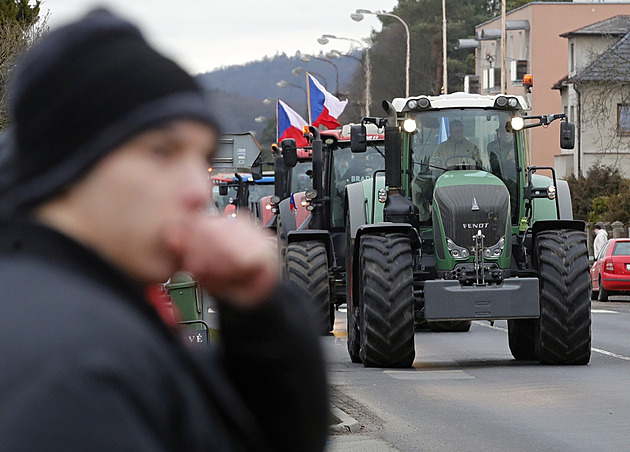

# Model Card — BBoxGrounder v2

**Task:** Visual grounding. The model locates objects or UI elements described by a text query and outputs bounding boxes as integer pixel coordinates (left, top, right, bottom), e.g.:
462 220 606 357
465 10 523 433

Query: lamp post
300 54 339 93
292 66 328 89
276 80 307 95
318 34 372 116
351 9 410 97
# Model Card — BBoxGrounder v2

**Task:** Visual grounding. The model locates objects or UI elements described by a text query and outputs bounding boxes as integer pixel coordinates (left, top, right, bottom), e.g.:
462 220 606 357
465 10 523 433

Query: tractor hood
433 170 510 254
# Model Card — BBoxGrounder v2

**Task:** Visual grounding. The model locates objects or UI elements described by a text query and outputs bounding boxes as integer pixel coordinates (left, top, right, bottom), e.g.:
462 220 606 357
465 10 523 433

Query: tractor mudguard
278 197 297 237
424 278 540 321
287 230 335 267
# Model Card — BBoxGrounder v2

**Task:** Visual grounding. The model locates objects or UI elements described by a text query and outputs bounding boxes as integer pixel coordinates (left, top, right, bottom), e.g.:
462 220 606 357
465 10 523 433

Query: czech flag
278 99 308 147
289 193 296 212
307 73 347 129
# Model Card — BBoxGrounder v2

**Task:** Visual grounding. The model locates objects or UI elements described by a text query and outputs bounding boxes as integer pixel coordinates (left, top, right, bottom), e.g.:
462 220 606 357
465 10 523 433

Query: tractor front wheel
286 241 331 335
358 233 415 368
535 230 591 365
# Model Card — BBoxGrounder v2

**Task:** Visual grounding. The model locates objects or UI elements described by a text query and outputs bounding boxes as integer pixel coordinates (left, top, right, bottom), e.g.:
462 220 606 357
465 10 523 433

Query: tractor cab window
330 145 384 228
289 161 313 193
408 109 518 223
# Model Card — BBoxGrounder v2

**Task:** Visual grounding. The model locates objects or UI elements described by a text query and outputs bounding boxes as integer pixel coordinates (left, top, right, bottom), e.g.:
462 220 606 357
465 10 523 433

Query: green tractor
277 126 385 335
345 92 590 367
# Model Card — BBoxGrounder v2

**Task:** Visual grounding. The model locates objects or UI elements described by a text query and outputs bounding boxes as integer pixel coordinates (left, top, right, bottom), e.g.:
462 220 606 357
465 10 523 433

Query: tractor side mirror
218 184 228 196
560 121 575 149
350 124 367 153
251 161 263 180
281 139 298 168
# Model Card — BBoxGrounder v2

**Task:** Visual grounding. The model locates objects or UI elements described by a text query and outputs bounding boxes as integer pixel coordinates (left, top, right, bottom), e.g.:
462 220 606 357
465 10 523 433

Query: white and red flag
277 99 308 147
307 73 347 129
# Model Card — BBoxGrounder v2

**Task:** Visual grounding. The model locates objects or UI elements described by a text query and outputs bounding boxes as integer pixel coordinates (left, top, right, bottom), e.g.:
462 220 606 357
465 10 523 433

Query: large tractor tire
535 230 591 365
358 233 415 368
347 304 361 363
428 321 471 333
286 241 331 335
345 211 361 363
507 319 537 360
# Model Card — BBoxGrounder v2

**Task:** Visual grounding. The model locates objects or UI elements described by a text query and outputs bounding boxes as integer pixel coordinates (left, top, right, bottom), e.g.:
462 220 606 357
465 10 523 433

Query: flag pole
306 72 312 124
276 100 279 143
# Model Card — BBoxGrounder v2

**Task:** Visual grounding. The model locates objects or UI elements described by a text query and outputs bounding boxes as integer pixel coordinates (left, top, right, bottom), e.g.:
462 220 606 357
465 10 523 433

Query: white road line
474 322 630 361
591 348 630 361
591 309 619 314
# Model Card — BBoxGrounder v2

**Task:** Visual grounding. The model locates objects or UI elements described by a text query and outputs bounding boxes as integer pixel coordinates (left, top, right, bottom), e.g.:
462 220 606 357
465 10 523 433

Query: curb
329 405 361 433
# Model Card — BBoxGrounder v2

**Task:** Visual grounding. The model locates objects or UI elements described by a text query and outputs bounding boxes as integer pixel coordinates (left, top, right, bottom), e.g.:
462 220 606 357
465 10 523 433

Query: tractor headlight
300 196 308 207
447 238 470 259
270 195 281 204
484 236 505 258
305 189 318 200
377 188 387 203
510 117 525 131
547 185 556 200
265 203 272 210
403 118 417 133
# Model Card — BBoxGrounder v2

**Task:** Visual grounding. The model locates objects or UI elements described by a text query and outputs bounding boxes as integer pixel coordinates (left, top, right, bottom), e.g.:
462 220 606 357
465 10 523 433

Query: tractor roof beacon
345 91 590 367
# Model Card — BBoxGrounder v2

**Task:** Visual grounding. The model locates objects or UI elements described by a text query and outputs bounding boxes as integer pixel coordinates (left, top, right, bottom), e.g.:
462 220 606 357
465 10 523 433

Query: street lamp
292 66 328 88
276 79 307 94
351 9 410 97
318 34 372 116
300 54 339 93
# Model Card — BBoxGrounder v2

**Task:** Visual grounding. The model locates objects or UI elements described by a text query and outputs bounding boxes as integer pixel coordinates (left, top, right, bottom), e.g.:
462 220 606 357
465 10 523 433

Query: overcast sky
42 0 398 75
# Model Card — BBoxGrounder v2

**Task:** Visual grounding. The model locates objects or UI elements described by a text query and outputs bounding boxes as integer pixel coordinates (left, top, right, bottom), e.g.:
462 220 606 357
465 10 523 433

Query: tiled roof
571 32 630 83
560 15 630 38
552 75 569 90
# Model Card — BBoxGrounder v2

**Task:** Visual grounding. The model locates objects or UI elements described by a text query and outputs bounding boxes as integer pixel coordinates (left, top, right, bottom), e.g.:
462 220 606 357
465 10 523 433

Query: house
553 15 630 178
464 1 630 169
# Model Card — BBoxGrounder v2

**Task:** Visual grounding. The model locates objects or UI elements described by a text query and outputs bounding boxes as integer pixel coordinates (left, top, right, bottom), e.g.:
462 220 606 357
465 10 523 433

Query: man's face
450 124 464 141
44 120 217 284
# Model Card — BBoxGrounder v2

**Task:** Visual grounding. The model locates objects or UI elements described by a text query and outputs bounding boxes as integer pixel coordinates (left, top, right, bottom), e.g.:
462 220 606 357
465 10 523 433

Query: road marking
474 321 630 362
591 348 630 361
591 309 618 314
384 370 475 380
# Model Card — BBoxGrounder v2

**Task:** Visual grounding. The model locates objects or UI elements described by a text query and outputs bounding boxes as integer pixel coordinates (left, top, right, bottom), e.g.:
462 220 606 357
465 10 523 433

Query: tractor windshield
330 144 385 227
408 109 518 223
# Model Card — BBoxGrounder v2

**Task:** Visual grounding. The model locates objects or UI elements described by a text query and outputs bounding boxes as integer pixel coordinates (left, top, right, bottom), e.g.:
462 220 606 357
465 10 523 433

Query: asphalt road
324 296 630 452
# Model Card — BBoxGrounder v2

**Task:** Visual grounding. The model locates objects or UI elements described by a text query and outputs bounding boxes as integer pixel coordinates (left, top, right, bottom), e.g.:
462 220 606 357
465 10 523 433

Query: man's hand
163 217 279 309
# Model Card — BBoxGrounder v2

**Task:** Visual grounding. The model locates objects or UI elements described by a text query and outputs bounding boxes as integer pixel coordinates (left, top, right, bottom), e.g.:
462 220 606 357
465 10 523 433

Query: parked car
591 238 630 301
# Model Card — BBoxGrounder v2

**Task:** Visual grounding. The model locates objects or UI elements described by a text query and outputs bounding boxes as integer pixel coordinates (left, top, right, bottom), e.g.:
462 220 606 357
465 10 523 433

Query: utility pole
501 0 506 93
442 0 448 94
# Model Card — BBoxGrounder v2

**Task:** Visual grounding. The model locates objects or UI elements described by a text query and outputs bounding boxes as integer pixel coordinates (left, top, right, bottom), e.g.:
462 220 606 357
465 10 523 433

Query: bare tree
0 8 49 129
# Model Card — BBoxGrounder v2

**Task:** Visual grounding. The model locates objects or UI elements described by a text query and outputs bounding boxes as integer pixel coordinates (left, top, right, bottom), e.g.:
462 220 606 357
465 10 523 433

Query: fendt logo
462 223 489 229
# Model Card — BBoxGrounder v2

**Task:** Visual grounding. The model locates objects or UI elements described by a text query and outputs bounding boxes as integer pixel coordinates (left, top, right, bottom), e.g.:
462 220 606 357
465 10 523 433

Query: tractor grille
435 184 509 249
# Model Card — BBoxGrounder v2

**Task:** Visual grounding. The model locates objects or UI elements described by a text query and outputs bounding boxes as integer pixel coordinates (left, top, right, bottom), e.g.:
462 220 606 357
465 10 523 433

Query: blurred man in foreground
0 9 327 451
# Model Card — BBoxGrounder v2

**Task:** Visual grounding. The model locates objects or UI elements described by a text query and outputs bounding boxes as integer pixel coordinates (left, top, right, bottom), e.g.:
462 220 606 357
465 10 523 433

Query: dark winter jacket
0 218 328 451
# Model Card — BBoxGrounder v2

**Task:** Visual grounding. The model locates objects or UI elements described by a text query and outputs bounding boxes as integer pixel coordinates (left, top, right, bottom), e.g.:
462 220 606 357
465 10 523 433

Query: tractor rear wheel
535 230 591 365
358 233 415 368
507 319 537 360
286 241 331 335
428 321 471 333
347 304 361 363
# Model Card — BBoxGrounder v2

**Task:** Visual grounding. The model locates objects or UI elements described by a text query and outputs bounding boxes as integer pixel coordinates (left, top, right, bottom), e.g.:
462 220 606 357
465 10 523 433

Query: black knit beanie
0 8 220 213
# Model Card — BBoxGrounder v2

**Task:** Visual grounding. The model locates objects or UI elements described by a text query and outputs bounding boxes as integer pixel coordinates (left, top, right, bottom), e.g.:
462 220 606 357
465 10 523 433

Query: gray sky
43 0 398 75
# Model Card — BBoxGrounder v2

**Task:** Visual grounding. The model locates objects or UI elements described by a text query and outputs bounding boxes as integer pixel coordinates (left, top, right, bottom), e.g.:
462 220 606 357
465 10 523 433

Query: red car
591 238 630 301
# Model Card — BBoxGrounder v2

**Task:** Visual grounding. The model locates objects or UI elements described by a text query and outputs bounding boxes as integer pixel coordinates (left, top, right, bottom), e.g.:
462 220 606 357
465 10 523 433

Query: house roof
571 31 630 83
551 75 569 91
560 15 630 38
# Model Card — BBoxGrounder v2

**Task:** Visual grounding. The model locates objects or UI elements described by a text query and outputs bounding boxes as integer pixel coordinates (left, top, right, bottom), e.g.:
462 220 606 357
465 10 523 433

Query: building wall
476 2 630 168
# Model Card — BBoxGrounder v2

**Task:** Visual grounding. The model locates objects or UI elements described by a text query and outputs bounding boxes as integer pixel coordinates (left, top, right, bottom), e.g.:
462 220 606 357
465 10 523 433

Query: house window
617 104 630 135
570 43 575 73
